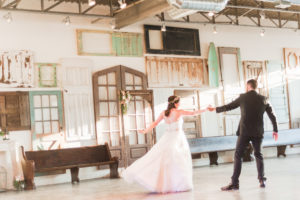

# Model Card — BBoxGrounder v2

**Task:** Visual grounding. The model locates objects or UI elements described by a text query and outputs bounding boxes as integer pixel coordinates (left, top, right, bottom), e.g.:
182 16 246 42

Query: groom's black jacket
216 90 278 138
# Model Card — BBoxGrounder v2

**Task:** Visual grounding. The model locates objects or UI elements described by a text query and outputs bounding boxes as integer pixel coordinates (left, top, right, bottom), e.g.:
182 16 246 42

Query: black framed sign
144 25 200 56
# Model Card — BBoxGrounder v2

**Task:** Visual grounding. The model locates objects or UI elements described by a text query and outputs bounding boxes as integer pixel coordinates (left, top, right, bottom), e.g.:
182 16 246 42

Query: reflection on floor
2 154 300 200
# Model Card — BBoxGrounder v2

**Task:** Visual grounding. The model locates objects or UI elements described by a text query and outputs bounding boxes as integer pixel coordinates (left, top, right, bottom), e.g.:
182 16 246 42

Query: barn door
243 61 268 96
93 66 153 167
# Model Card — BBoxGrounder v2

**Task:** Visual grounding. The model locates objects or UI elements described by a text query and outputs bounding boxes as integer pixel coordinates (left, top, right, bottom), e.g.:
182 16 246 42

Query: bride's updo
165 96 180 117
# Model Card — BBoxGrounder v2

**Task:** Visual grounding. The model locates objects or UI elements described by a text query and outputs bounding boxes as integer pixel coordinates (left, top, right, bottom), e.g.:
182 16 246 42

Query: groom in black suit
208 79 278 190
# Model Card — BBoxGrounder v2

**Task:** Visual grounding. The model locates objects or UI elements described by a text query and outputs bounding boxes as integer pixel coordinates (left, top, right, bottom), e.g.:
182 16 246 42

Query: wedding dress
122 117 193 193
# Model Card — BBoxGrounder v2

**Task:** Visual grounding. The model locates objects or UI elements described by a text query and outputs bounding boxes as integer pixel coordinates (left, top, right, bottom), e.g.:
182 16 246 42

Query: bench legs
109 157 119 178
277 145 287 157
209 152 218 165
71 167 80 183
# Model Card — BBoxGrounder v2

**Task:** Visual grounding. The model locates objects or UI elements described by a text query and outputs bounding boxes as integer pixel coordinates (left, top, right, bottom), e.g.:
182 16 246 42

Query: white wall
1 11 300 185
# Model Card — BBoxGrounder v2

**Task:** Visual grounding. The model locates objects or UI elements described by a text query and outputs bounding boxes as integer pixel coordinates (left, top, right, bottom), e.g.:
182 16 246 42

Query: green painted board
208 42 220 87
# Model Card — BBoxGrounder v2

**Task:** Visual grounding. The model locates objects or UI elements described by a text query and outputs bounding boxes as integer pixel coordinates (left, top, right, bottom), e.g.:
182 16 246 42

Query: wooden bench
188 128 300 165
20 143 119 190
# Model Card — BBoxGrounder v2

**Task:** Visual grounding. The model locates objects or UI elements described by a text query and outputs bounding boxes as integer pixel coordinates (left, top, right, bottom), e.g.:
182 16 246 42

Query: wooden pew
188 129 300 165
20 143 119 190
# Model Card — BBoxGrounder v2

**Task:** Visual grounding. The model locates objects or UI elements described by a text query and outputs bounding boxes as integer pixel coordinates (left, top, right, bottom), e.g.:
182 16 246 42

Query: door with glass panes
93 66 154 167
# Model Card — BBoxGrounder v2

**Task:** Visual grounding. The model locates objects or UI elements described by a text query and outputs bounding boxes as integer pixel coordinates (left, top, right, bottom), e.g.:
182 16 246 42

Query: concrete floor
2 155 300 200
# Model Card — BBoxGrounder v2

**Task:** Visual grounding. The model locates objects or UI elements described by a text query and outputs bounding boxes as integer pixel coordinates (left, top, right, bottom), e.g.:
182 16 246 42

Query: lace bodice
164 117 183 132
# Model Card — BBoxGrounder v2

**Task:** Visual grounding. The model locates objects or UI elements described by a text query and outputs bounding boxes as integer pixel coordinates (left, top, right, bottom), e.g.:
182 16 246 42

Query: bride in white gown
122 95 207 193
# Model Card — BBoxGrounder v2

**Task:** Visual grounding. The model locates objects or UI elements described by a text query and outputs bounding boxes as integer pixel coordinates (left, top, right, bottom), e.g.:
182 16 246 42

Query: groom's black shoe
221 183 239 191
259 178 267 188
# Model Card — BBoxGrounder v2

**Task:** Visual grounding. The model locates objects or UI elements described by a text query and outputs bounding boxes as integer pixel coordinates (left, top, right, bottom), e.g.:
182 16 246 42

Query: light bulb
161 23 166 32
208 11 214 17
213 26 217 34
89 0 96 6
3 12 12 23
63 16 71 26
118 0 127 9
260 29 265 37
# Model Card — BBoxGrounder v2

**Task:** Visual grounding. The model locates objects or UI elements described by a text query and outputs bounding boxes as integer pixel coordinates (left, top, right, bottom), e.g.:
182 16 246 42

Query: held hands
207 105 216 112
273 132 278 141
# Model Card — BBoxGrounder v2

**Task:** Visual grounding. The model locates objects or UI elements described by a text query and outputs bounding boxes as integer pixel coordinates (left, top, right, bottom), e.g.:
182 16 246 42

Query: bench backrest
188 128 300 154
25 145 111 170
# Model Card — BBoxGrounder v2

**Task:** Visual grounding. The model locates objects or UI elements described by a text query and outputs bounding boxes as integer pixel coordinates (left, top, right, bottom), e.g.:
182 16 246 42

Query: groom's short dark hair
247 79 258 89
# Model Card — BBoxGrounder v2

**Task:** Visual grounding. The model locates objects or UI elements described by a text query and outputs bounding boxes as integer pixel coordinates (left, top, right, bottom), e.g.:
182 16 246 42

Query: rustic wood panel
0 92 30 131
145 56 208 88
0 51 34 88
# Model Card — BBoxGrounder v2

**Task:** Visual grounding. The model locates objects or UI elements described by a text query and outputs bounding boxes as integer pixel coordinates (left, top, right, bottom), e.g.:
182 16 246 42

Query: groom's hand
273 132 278 141
207 105 216 112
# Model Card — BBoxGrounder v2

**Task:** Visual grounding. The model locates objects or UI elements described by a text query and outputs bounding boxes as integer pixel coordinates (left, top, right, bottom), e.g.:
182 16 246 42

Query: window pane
127 101 135 114
34 109 42 121
136 101 144 114
50 95 58 107
99 102 108 116
98 87 108 100
33 95 41 108
135 86 143 90
136 116 145 130
52 121 59 133
108 87 117 100
98 75 107 85
111 132 120 147
51 108 59 120
43 121 51 133
129 116 136 129
42 95 50 107
129 131 137 145
125 86 134 90
125 73 134 85
109 102 118 116
110 117 120 131
107 72 116 85
99 118 110 131
138 133 146 144
135 76 142 85
43 108 50 121
35 122 43 134
102 133 110 144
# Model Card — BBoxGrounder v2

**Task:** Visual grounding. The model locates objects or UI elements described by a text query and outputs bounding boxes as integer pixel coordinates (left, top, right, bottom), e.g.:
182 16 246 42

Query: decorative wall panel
37 63 57 87
0 51 34 87
145 56 208 88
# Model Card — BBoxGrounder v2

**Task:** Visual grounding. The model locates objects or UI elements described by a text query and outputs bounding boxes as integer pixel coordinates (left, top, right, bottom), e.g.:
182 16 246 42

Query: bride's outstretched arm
179 108 208 116
138 112 164 134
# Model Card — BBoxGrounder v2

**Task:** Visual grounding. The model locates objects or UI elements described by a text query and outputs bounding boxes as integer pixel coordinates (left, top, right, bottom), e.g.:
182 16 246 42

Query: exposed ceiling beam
114 0 170 29
226 5 300 15
45 0 63 12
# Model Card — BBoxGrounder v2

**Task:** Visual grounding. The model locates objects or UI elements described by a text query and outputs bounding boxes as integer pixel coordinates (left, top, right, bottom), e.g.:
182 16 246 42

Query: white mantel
0 140 24 190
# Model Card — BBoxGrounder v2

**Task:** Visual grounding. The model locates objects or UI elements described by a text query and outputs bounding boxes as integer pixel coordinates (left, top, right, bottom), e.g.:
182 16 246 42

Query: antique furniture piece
21 144 119 190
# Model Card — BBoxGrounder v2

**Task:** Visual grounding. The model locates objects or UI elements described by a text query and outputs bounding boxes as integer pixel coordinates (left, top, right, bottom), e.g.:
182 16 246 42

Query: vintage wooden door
243 61 268 96
29 91 64 150
174 90 202 139
61 59 95 141
93 66 154 167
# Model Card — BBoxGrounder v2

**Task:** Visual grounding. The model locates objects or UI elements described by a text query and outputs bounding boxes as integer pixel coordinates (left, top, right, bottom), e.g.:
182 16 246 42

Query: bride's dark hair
165 96 180 117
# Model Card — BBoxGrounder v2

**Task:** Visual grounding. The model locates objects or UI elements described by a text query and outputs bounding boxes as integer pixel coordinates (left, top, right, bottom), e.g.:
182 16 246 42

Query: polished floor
2 155 300 200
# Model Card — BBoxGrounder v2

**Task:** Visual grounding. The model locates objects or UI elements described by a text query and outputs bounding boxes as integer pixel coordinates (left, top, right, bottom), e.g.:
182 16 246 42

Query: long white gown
122 117 193 193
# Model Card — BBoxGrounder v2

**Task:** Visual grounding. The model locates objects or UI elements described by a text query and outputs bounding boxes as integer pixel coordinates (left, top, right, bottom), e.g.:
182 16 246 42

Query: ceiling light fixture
3 12 12 23
208 11 214 17
260 29 265 37
88 0 96 6
161 22 166 32
63 16 71 26
118 0 127 9
213 26 217 34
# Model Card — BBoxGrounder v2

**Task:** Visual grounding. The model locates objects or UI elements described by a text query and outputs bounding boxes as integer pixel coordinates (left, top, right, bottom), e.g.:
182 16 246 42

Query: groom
208 79 278 190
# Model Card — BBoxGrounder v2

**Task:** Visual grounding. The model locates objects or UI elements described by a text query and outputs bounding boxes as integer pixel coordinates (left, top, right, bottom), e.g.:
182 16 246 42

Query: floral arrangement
120 90 131 114
13 176 25 191
0 128 9 140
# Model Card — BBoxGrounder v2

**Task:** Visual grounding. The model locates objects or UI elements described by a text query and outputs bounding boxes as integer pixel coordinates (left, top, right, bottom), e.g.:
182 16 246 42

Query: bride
122 95 207 193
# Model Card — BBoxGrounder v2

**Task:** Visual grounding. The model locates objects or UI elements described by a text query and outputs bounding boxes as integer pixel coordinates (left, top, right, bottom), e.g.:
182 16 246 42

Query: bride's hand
138 129 146 134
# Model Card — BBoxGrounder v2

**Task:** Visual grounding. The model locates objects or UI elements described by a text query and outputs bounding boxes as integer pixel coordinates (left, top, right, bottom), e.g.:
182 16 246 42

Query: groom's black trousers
231 135 264 185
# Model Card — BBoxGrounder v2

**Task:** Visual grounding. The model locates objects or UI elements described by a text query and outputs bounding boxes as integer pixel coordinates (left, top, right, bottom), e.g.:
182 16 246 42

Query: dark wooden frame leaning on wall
144 25 201 56
0 92 31 131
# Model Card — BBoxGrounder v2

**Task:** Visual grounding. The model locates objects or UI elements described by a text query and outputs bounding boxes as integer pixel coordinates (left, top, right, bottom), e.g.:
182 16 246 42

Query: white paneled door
61 59 95 142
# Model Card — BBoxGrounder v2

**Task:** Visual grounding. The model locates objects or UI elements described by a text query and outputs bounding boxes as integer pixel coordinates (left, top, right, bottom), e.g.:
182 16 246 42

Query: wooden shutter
0 92 30 131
